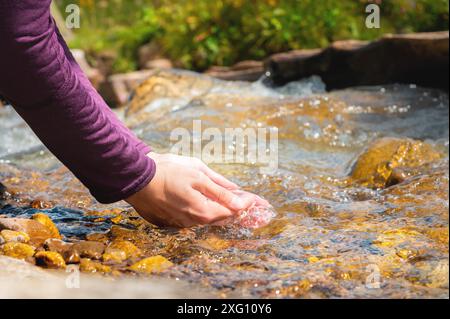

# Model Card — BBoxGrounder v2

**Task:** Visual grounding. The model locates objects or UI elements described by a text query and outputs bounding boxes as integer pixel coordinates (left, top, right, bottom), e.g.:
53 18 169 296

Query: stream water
1 70 448 298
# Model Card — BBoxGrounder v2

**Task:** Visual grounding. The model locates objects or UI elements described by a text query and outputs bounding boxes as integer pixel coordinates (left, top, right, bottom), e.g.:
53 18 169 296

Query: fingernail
230 196 245 210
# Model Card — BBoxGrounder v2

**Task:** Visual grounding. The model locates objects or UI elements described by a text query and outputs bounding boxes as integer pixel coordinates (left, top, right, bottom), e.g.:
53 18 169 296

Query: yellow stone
79 258 112 274
35 251 66 269
351 138 443 188
0 230 30 243
396 249 413 260
197 235 231 251
32 213 61 239
1 242 35 259
102 249 127 263
129 255 173 274
106 240 142 259
110 215 124 225
425 228 449 246
308 256 320 263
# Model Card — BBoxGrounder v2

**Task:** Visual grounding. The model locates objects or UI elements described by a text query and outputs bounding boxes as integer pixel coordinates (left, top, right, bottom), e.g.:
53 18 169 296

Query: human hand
126 153 266 228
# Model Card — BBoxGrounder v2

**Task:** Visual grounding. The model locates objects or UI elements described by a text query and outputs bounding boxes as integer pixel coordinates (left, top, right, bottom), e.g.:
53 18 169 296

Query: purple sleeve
0 0 156 203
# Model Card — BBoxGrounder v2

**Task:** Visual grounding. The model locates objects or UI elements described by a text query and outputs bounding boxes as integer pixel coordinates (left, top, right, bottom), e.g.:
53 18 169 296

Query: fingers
255 195 270 207
198 163 239 190
193 176 254 212
188 190 234 224
231 190 270 207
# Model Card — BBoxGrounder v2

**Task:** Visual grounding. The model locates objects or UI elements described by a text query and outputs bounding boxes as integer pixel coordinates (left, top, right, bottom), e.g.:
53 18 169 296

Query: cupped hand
126 153 266 228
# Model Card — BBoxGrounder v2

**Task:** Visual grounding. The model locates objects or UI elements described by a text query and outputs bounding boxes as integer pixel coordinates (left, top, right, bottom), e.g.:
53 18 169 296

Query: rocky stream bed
0 70 448 298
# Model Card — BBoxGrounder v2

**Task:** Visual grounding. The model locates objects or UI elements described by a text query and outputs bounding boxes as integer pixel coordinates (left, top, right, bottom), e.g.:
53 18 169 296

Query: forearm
0 0 155 203
54 27 151 155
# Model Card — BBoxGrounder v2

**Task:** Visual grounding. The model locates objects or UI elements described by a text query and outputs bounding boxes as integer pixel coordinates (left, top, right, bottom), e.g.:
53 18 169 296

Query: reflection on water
1 70 448 298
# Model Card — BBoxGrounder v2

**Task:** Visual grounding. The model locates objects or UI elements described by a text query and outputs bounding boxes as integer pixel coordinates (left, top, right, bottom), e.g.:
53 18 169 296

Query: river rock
35 251 66 269
206 60 265 81
85 232 109 244
138 42 164 69
30 199 54 209
266 31 449 90
106 240 141 260
129 255 173 274
102 248 127 263
0 181 6 199
79 258 112 274
99 70 153 107
43 238 70 252
0 256 209 298
126 69 218 115
350 137 443 188
70 241 105 260
43 238 80 264
0 218 54 245
1 242 35 260
0 230 30 243
144 58 173 70
32 213 61 239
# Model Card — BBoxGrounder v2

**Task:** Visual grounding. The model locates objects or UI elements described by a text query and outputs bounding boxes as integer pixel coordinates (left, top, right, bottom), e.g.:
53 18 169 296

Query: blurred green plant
55 0 449 72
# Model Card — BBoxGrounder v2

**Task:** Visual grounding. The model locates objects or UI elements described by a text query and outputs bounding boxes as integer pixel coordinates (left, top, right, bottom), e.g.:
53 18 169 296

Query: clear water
1 70 448 298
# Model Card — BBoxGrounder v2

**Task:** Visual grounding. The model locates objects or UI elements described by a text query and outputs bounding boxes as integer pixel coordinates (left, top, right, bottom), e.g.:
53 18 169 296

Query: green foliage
56 0 449 72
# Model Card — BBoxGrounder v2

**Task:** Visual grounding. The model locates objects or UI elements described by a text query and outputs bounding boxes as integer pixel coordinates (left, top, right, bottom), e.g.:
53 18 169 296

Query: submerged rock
126 69 217 115
44 238 72 254
0 230 30 243
0 218 54 245
350 137 443 188
106 240 142 260
70 241 105 260
35 251 66 269
32 213 61 239
1 242 35 260
129 255 173 274
43 239 80 264
102 248 127 264
79 258 112 274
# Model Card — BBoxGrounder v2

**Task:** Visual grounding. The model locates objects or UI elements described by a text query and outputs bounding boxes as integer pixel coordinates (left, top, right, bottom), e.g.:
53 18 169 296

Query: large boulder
265 31 449 90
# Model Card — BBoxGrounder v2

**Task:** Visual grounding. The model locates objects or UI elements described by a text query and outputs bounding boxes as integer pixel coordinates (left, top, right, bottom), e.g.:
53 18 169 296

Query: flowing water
1 70 448 298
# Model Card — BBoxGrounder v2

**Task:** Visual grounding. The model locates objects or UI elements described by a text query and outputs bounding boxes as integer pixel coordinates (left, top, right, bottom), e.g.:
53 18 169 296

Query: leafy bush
55 0 449 72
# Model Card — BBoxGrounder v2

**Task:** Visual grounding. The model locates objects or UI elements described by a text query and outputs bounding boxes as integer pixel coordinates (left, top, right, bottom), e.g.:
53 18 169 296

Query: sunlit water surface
1 70 448 298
